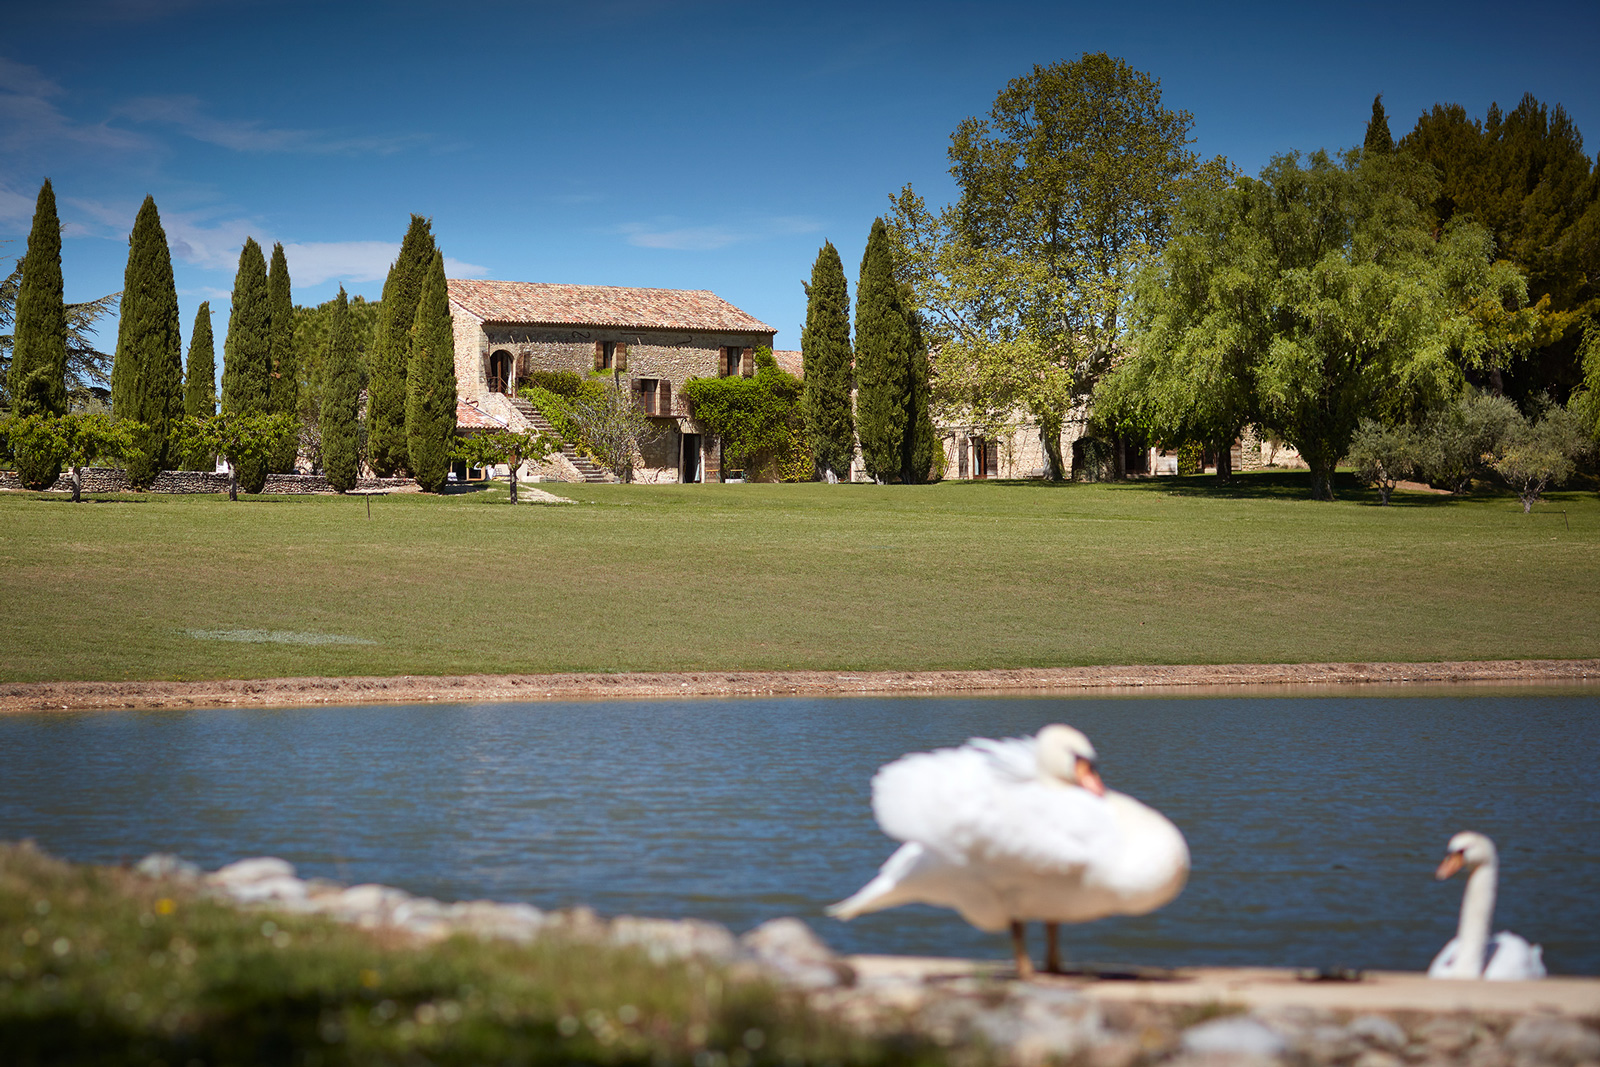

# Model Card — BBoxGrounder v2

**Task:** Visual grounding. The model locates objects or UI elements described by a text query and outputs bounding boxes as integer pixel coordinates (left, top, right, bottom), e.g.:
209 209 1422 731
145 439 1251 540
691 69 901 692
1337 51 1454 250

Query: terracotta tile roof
448 279 776 334
772 349 804 379
455 401 508 431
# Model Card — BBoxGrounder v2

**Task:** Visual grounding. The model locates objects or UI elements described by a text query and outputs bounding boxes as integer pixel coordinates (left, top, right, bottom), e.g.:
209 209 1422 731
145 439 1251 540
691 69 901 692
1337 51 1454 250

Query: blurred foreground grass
0 843 947 1067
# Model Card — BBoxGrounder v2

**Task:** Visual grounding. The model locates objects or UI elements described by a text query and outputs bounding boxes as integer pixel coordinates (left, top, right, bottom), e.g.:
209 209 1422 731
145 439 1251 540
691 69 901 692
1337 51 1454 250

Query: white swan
1427 831 1546 980
826 724 1188 978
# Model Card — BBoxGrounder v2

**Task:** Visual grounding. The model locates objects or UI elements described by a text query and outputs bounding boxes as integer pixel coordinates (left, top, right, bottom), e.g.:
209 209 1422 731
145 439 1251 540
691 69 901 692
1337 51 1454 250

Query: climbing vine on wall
682 348 811 481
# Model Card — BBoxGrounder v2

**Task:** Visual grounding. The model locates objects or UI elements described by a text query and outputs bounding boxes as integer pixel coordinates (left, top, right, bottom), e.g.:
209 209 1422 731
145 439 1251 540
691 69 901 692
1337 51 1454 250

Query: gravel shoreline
2 659 1597 713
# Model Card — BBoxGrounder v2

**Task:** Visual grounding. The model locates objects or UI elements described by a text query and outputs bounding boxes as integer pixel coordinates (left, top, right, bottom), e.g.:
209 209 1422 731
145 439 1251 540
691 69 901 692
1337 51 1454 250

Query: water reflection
1 692 1595 974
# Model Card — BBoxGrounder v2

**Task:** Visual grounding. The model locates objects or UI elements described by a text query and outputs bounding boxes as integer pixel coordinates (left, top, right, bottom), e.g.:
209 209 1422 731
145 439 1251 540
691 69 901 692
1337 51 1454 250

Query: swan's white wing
1484 932 1547 980
1427 936 1463 977
870 738 1116 874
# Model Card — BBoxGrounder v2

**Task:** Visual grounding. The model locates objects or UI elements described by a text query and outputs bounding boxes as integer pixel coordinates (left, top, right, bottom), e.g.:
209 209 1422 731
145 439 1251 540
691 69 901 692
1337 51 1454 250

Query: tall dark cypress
266 242 298 473
1365 95 1395 155
853 218 914 482
181 302 216 470
320 287 361 493
111 195 184 487
221 237 271 492
903 304 935 483
406 249 457 492
801 240 855 480
8 180 68 488
368 215 435 476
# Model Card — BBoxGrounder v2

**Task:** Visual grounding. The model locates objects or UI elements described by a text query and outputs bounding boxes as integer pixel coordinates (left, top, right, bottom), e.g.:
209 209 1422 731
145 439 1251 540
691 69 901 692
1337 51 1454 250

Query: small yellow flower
360 969 380 988
155 898 176 916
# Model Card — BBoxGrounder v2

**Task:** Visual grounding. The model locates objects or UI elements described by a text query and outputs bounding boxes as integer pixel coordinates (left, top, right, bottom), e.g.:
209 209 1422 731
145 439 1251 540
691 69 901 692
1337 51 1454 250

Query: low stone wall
0 468 418 495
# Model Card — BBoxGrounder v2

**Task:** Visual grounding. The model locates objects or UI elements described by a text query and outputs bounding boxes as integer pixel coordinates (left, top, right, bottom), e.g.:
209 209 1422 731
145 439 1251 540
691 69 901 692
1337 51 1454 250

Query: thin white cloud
0 58 151 158
116 95 428 156
0 184 35 225
280 241 489 286
617 216 823 251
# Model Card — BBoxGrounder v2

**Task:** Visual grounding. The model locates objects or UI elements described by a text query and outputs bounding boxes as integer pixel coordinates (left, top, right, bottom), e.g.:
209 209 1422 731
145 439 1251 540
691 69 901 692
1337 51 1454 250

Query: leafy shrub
1072 437 1115 482
682 349 808 482
1415 391 1520 493
520 370 587 398
521 387 580 444
1490 400 1591 512
1347 419 1420 504
1175 442 1203 476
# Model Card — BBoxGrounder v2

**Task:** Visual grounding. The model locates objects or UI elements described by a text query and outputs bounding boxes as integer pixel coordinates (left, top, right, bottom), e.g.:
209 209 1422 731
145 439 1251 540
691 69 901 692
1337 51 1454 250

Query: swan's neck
1453 860 1498 976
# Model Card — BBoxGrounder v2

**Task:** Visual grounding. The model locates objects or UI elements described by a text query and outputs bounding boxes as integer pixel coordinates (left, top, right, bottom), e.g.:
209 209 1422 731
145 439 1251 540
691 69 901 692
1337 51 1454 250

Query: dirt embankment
2 659 1596 713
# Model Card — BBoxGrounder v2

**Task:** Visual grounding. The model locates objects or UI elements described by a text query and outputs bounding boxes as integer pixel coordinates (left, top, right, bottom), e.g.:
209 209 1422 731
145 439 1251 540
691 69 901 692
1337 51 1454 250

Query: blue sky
3 0 1597 355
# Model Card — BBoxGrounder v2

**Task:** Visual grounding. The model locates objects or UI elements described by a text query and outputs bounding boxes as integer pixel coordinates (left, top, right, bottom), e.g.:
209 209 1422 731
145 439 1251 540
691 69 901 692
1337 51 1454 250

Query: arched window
488 350 513 395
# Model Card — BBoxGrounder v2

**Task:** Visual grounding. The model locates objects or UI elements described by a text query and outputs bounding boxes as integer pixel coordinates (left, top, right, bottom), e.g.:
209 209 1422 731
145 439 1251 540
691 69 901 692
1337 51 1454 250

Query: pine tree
320 287 361 493
181 302 216 470
1365 94 1395 155
266 242 298 473
854 218 914 482
111 195 184 487
368 215 435 476
801 240 855 480
8 180 68 489
406 249 457 492
221 238 271 493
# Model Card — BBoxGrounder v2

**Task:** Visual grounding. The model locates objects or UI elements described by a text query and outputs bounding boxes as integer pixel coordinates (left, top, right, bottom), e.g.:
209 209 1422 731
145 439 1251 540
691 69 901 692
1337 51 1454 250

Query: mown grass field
1 473 1597 684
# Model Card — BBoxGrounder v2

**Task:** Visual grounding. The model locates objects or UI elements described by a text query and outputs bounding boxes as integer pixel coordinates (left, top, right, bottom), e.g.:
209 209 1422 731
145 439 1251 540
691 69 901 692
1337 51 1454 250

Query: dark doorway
681 433 702 483
488 351 512 395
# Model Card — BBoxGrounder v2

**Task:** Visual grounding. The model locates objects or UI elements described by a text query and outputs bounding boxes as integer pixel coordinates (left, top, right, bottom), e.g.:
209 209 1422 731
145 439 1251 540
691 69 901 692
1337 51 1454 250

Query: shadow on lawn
985 470 1469 506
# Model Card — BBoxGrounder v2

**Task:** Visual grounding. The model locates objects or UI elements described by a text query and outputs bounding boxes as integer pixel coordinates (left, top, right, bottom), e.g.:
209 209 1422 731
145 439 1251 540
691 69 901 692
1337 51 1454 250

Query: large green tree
110 195 184 487
1400 94 1598 401
405 249 457 492
2 258 117 415
888 53 1199 479
800 241 855 480
7 180 68 488
368 215 435 476
1364 95 1394 154
180 302 216 469
266 242 298 473
220 238 272 492
1101 149 1530 500
319 288 361 493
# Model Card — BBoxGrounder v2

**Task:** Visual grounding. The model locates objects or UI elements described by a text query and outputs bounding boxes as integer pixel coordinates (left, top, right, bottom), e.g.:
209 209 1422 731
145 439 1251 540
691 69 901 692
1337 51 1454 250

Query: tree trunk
1309 461 1335 501
71 464 83 503
1040 414 1065 481
508 460 519 504
1214 439 1233 482
228 467 239 501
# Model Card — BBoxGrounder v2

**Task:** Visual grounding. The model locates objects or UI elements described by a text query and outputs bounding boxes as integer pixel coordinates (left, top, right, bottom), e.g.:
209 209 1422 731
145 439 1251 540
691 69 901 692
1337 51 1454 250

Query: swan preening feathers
826 724 1189 978
1428 831 1546 981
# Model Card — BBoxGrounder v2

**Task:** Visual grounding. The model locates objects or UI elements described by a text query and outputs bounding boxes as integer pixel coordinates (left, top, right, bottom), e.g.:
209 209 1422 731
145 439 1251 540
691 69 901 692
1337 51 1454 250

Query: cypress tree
221 237 271 493
181 302 216 469
853 218 913 482
111 195 184 487
9 180 68 488
368 215 435 476
903 304 936 483
801 240 855 480
406 249 457 492
1365 94 1395 155
266 242 298 473
320 287 361 493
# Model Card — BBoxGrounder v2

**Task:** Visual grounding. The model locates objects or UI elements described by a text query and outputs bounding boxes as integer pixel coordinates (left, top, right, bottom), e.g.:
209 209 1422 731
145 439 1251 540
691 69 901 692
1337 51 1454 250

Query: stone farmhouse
448 279 776 483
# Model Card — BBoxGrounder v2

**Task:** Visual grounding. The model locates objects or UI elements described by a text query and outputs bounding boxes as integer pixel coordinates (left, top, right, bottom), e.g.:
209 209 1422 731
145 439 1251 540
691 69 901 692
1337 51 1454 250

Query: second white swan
1427 831 1546 980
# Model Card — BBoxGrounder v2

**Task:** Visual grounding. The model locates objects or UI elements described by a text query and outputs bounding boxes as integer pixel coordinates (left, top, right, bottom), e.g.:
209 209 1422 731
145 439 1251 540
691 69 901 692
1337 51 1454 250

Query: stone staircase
509 398 612 483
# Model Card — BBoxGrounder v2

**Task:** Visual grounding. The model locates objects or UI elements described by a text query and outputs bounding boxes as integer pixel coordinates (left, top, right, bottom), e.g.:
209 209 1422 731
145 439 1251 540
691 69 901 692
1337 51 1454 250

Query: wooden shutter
741 347 755 377
659 379 672 417
630 378 644 411
593 342 605 371
718 346 730 376
985 440 999 476
616 342 629 372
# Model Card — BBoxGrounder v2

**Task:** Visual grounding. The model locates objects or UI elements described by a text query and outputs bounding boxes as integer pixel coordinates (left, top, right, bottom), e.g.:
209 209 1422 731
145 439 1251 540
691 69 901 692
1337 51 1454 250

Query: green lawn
1 473 1596 684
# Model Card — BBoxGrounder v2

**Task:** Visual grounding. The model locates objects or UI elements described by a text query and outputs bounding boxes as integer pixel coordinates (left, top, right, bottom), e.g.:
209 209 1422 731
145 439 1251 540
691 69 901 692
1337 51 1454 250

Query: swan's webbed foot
1010 921 1035 980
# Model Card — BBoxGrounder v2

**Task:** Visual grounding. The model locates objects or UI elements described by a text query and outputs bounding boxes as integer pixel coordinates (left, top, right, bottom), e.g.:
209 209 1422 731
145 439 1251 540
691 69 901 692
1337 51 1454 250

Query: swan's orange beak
1435 851 1465 881
1076 757 1105 797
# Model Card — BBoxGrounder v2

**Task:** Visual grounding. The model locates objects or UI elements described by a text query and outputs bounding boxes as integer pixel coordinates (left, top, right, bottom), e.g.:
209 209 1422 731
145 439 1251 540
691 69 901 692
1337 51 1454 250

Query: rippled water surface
2 692 1596 974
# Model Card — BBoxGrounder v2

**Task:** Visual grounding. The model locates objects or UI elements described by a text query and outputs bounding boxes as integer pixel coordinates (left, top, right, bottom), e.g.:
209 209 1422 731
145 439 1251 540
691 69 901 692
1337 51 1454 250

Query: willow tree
180 302 216 469
8 180 68 488
801 241 855 480
1100 149 1531 500
888 54 1199 479
111 195 184 487
266 242 298 473
405 249 457 492
221 238 272 492
368 215 434 476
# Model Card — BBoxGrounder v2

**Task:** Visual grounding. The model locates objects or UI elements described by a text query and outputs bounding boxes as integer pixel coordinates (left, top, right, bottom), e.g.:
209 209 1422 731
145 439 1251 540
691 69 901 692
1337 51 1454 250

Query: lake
1 690 1595 974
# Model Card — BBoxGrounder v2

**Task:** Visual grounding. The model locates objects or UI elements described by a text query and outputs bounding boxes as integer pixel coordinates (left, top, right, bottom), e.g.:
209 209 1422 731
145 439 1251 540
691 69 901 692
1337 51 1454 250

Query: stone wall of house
451 306 488 403
940 418 1088 481
0 468 418 494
